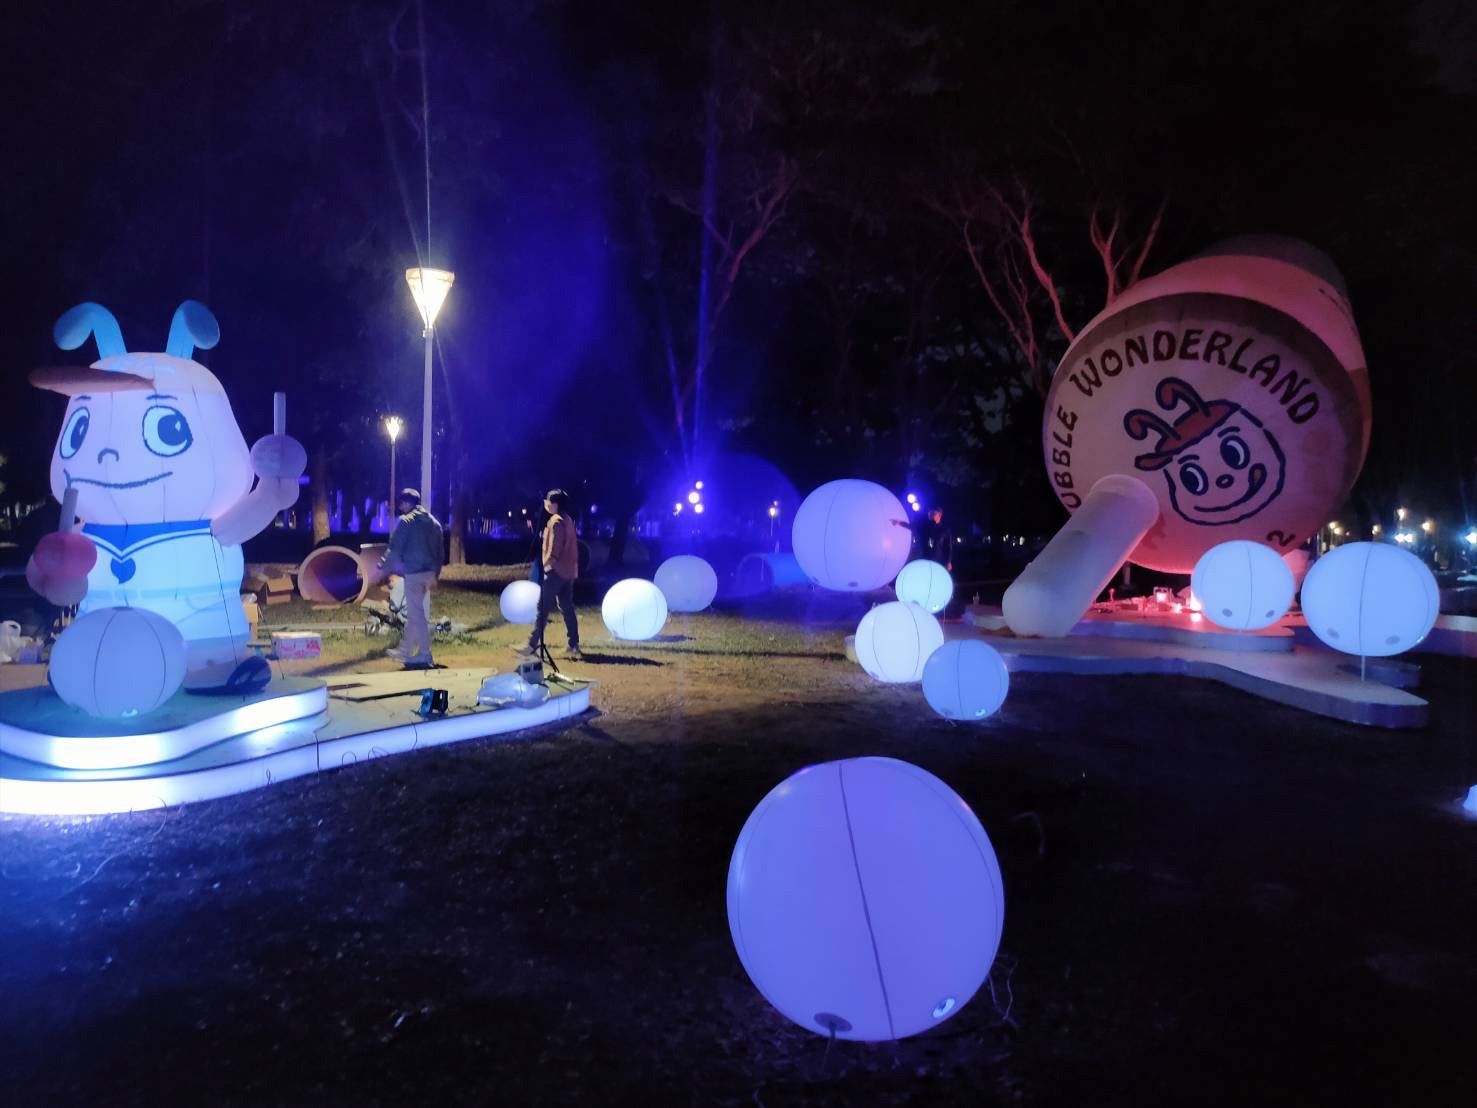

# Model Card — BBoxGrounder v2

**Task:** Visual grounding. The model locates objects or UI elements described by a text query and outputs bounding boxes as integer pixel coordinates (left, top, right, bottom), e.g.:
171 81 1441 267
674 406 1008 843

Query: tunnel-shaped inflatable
1005 236 1372 637
297 545 371 605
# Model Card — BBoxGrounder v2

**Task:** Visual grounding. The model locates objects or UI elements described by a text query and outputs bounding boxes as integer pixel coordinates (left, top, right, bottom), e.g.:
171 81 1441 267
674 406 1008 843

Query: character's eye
59 407 90 459
1178 462 1208 496
142 405 193 457
1220 435 1250 470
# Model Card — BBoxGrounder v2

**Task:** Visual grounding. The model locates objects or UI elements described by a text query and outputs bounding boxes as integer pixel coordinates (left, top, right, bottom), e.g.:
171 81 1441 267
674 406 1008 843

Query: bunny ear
165 301 220 359
1123 408 1174 443
53 303 126 359
1155 376 1205 414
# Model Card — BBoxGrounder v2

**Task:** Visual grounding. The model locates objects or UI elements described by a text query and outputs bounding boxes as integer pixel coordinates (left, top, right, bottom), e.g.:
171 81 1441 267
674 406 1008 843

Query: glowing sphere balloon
654 555 718 613
727 757 1005 1041
49 607 186 718
922 640 1010 721
601 578 669 641
1191 540 1296 631
1300 542 1439 657
499 579 541 624
792 480 911 592
894 559 953 614
854 601 944 683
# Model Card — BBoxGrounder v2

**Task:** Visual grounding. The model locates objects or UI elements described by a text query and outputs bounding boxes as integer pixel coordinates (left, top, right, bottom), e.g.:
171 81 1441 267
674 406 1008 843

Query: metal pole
389 437 397 521
421 326 434 515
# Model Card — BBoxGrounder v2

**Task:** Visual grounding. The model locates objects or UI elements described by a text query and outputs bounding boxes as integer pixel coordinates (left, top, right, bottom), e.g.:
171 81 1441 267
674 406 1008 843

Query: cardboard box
265 575 295 596
271 631 321 659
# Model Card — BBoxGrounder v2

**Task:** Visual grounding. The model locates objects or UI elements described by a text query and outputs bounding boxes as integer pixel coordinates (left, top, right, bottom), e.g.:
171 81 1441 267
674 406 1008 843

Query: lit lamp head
384 415 404 442
405 267 455 332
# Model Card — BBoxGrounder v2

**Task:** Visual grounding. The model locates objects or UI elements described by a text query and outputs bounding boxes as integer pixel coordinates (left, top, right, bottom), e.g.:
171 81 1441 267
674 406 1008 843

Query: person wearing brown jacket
515 489 581 660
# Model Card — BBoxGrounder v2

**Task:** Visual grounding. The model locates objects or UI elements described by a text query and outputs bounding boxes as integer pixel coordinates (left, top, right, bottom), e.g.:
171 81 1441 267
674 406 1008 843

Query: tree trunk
311 449 331 545
609 508 633 570
448 464 467 565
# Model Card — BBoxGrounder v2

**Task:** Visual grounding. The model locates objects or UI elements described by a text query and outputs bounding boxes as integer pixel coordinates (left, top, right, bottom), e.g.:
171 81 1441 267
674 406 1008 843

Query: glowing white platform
958 606 1429 729
0 679 329 770
0 669 593 815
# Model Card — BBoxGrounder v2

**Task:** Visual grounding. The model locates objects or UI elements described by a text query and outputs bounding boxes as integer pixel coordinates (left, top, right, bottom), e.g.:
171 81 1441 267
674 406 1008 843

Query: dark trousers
529 571 579 650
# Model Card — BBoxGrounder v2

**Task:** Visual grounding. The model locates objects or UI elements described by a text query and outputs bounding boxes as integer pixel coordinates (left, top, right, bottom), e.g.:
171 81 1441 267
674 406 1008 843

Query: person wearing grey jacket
378 488 444 669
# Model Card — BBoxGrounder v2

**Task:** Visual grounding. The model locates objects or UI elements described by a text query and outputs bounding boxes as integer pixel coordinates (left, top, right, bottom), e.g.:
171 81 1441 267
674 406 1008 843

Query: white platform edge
0 685 331 771
0 686 591 816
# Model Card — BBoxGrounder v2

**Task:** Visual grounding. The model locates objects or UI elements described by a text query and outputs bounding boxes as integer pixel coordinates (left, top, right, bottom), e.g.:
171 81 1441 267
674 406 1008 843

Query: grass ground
2 581 1476 1106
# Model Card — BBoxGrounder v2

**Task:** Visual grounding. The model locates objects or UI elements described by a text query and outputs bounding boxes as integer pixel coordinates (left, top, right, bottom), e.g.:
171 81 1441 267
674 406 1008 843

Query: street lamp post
405 267 455 516
384 415 404 520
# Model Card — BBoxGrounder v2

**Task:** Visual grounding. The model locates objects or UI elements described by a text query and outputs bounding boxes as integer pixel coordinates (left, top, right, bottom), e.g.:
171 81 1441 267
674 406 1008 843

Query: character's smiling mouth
65 470 173 490
1195 463 1266 513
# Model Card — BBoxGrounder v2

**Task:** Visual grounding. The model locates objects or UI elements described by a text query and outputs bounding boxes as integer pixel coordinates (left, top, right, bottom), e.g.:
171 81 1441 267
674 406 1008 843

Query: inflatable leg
1002 475 1160 638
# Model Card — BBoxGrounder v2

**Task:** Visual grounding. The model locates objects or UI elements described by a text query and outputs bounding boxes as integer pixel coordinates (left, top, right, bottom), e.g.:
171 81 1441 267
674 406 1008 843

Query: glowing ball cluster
654 555 718 613
499 580 541 625
894 559 953 614
1190 540 1296 631
922 640 1010 721
726 757 1005 1041
49 607 186 718
1300 542 1439 657
854 601 944 683
792 480 911 592
601 578 669 641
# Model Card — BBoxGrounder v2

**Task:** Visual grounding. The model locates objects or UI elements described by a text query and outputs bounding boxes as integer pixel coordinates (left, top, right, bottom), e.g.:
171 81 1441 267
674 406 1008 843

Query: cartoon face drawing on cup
29 302 304 703
1123 377 1286 527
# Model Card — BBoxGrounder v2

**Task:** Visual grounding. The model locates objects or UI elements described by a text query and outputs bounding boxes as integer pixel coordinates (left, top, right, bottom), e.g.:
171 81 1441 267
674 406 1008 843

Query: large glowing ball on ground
726 757 1005 1041
894 559 954 614
1190 540 1296 631
854 601 944 683
499 580 542 625
601 578 669 641
1300 542 1439 657
922 640 1010 721
654 555 718 613
792 480 911 592
49 607 187 718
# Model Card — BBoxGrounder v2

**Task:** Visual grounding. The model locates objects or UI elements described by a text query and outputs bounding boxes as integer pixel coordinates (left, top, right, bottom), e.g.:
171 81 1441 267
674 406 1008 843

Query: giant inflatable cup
1005 236 1372 637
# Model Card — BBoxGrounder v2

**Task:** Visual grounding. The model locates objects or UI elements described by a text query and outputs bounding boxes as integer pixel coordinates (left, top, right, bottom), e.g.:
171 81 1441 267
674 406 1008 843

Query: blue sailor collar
82 519 212 557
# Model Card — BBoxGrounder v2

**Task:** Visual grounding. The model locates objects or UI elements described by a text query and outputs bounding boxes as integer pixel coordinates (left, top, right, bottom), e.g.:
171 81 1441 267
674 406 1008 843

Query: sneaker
511 643 535 657
565 648 584 661
402 660 433 671
386 646 407 661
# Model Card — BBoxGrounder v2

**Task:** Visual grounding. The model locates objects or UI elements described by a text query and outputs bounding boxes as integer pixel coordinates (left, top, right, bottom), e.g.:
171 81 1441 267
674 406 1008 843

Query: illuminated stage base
0 669 592 815
959 605 1456 729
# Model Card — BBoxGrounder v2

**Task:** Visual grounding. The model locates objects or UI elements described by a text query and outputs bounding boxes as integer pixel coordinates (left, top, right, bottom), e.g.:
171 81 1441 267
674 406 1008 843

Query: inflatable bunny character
28 301 306 692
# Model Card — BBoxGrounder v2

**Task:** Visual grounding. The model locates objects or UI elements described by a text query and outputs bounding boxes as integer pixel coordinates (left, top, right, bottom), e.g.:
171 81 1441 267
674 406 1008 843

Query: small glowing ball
601 578 669 641
792 479 911 592
894 559 953 614
49 607 186 718
922 640 1010 721
727 757 1005 1041
854 601 944 683
1300 542 1439 657
654 555 718 613
1190 540 1296 631
499 580 541 624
